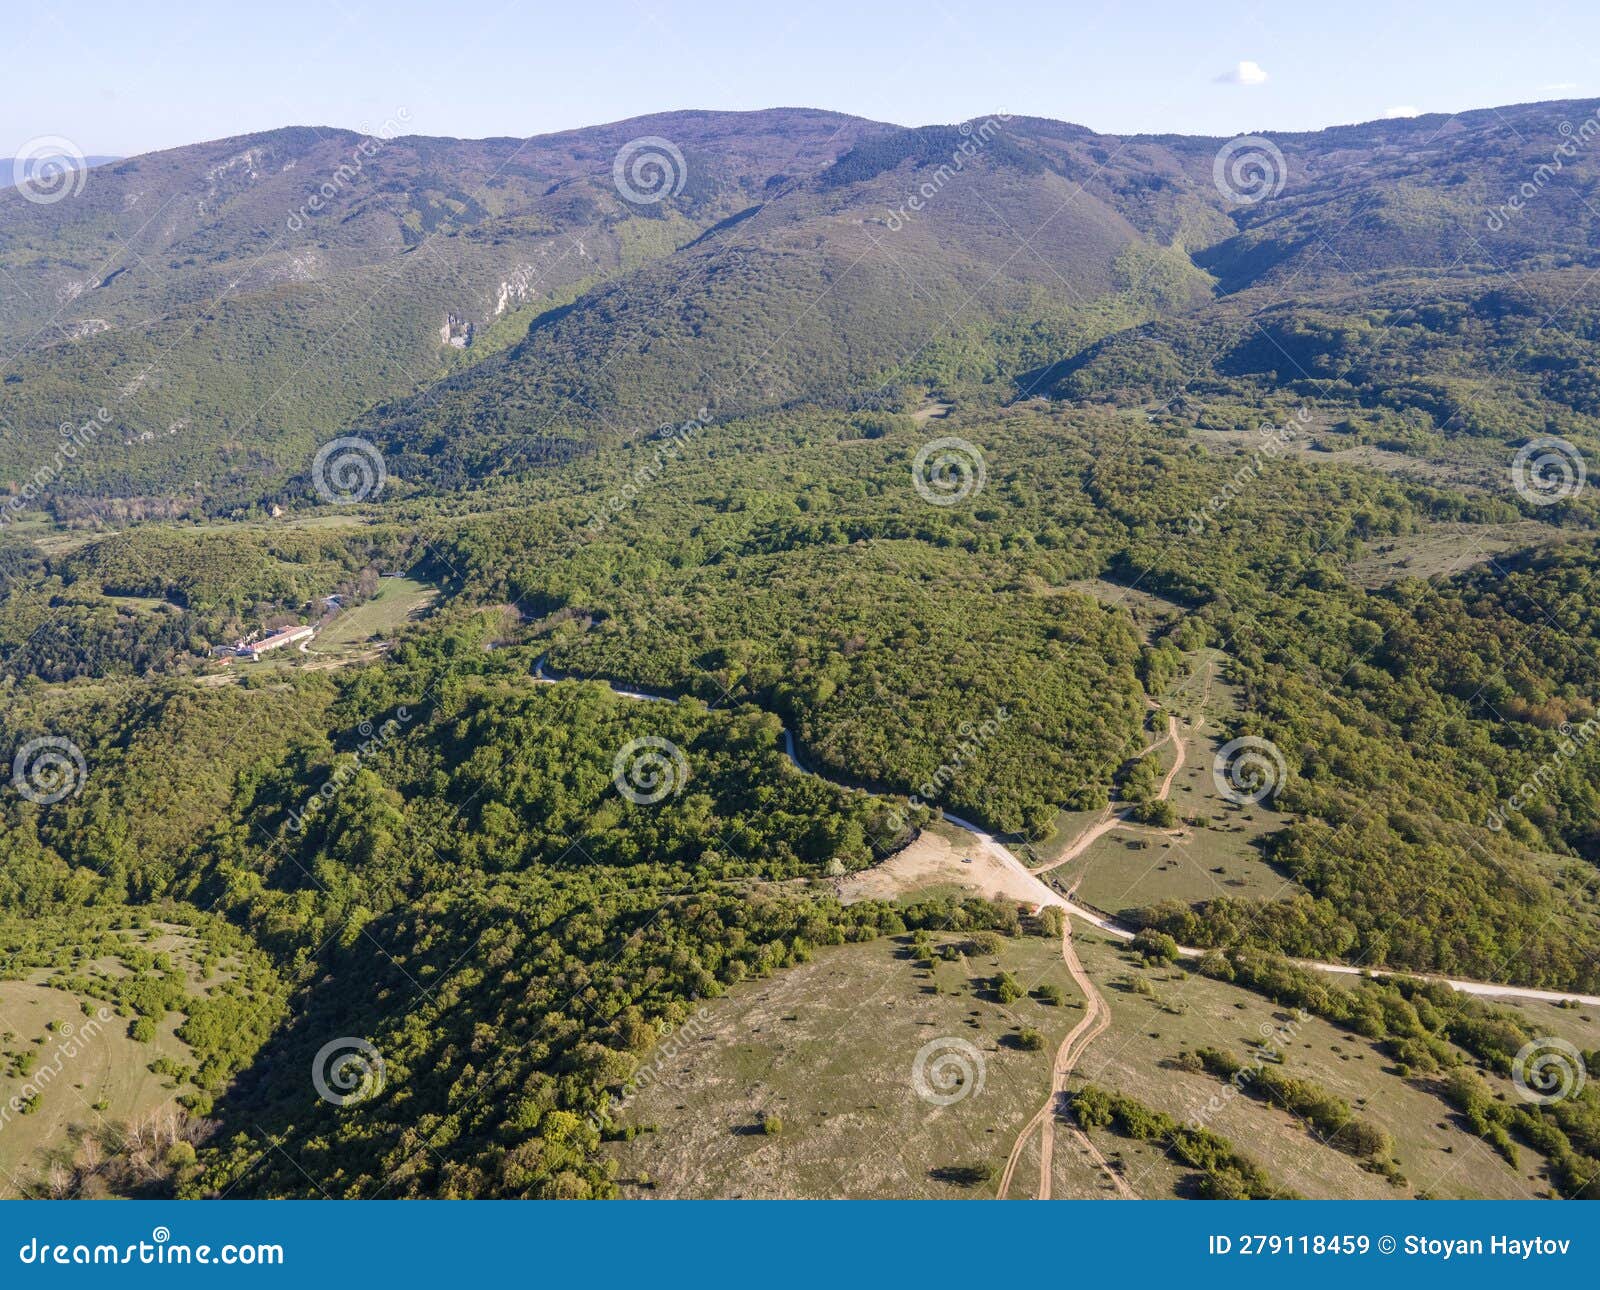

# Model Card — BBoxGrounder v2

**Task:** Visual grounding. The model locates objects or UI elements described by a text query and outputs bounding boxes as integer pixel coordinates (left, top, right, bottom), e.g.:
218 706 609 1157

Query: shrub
1134 799 1178 828
931 1162 997 1187
1132 929 1179 963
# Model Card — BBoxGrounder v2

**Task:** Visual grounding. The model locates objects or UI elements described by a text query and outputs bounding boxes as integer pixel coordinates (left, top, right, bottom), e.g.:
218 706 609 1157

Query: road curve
996 907 1133 1200
942 810 1600 1008
532 659 1600 1202
532 665 1600 1008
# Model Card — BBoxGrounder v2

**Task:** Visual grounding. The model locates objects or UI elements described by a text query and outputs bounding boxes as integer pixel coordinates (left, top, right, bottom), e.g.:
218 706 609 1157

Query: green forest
6 98 1600 1201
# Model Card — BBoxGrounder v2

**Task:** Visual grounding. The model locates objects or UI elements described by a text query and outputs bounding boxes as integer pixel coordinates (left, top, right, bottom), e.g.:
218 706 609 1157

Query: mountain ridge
6 99 1600 508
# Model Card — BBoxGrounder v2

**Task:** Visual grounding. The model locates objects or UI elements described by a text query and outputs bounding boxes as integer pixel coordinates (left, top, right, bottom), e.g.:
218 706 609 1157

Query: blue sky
9 0 1600 157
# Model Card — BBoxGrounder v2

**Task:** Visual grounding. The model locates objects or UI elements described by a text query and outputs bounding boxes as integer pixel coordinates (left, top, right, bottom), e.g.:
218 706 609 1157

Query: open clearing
610 921 1596 1199
0 924 234 1195
200 573 439 684
609 934 1097 1199
1062 714 1300 915
836 820 1053 910
307 573 438 658
1030 650 1302 913
1192 426 1507 496
1061 578 1183 641
614 674 1600 1203
1069 932 1586 1199
1345 522 1567 587
0 978 195 1196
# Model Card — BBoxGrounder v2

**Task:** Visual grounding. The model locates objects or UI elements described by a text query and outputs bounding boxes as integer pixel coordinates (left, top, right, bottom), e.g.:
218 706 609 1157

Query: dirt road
996 904 1134 1200
994 712 1187 1200
1031 714 1182 876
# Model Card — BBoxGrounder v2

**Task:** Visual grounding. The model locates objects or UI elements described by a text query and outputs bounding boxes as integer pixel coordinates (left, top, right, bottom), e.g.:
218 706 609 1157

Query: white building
239 625 314 660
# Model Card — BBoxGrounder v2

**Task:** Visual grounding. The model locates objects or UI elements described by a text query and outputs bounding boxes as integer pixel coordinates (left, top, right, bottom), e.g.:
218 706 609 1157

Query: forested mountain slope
0 110 888 505
5 100 1600 1201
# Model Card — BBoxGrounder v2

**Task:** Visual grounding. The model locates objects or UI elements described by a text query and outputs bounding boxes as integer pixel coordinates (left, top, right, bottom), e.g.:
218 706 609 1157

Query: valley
4 94 1600 1204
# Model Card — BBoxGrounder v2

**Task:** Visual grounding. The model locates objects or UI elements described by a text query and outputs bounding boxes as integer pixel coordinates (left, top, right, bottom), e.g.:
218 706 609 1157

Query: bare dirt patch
836 825 1049 909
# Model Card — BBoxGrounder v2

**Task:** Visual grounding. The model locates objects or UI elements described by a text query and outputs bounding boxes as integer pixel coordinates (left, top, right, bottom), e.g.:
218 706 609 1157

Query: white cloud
1215 61 1269 86
1542 82 1580 93
1382 105 1422 119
